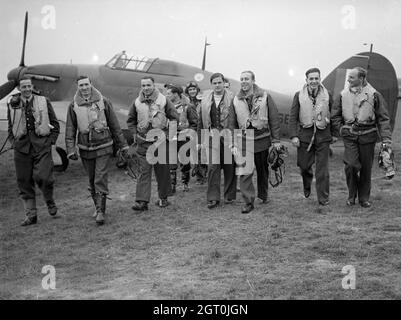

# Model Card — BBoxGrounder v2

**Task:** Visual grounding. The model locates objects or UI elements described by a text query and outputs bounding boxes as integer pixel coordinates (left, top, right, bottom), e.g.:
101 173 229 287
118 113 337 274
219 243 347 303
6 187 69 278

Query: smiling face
141 78 155 97
347 69 362 88
240 72 254 92
187 87 198 98
77 78 92 98
306 71 321 90
18 79 33 99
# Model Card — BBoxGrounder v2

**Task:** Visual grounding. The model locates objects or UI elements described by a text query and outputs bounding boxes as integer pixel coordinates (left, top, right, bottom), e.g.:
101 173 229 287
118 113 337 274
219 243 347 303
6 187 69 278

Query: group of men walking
6 65 392 226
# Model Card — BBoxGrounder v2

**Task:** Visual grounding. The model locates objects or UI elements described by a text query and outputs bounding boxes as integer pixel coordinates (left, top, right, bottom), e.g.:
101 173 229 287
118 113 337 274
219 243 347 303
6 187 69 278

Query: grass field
1 105 401 299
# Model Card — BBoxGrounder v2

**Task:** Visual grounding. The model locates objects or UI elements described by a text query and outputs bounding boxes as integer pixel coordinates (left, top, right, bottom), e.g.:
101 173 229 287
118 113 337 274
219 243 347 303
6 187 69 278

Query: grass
1 105 401 299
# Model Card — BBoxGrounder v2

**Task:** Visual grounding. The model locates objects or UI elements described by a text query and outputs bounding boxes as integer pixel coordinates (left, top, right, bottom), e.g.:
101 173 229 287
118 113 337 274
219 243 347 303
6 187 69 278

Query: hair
185 81 200 95
167 85 182 98
355 67 367 79
241 70 255 81
210 72 225 84
305 68 321 77
76 75 90 83
18 76 32 86
141 76 155 83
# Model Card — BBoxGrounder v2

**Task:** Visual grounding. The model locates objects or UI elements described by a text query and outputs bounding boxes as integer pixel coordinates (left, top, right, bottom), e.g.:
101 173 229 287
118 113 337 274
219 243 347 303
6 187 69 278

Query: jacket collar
138 89 159 104
237 84 264 100
74 86 103 106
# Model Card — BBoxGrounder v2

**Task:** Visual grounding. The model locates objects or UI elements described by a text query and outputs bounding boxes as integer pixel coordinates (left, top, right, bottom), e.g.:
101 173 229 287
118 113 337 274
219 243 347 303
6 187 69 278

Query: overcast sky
0 0 400 94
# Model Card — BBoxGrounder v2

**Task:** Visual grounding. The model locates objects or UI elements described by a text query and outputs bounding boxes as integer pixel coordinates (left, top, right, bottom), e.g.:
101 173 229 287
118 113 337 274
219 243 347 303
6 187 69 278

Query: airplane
0 12 399 171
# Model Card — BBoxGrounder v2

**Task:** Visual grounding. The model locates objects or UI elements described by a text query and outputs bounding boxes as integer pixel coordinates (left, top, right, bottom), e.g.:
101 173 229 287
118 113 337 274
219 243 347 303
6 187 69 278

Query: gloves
273 142 282 150
68 153 79 161
120 147 129 159
291 137 300 148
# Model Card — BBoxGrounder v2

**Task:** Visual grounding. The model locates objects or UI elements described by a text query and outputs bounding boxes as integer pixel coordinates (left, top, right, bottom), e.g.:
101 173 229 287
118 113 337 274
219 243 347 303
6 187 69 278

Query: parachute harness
267 145 289 187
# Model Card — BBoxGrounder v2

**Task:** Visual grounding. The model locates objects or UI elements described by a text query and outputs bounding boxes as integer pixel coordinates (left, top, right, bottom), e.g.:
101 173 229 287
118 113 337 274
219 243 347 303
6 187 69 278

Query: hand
331 136 338 144
230 146 239 157
382 142 391 148
120 148 129 159
68 153 78 161
291 137 300 148
273 142 282 150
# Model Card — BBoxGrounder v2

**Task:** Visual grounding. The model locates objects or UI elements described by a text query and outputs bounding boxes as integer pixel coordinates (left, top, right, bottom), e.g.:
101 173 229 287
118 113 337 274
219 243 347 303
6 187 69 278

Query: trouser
195 149 207 182
239 149 270 205
343 137 375 203
206 142 237 202
297 141 330 202
81 153 112 195
14 147 55 217
170 139 191 186
135 139 172 202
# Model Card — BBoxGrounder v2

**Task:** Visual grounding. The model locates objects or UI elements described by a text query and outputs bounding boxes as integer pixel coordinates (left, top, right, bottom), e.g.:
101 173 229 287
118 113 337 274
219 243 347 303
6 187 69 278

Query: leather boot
21 198 38 226
170 169 177 194
91 192 101 218
96 194 106 225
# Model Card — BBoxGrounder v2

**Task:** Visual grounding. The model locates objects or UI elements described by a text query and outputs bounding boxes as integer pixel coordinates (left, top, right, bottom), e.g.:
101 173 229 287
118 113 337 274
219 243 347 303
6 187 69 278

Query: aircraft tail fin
323 52 398 131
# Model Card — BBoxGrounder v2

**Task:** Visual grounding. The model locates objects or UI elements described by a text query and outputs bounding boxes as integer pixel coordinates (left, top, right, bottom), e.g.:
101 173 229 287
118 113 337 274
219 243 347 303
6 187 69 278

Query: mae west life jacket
134 92 168 134
73 93 113 150
233 91 269 130
200 90 231 130
8 94 51 139
298 84 330 130
341 83 376 125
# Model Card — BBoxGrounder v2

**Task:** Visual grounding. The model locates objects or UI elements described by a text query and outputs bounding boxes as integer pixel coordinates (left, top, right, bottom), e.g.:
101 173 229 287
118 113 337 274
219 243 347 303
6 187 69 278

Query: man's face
166 89 178 103
211 76 224 94
141 79 155 96
78 78 92 97
188 87 198 98
19 80 33 99
224 82 230 89
347 69 362 88
240 72 254 92
306 72 321 90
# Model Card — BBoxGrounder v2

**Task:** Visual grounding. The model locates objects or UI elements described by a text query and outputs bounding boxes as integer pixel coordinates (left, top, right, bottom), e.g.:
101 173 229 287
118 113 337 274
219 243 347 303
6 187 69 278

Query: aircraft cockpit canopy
105 51 157 72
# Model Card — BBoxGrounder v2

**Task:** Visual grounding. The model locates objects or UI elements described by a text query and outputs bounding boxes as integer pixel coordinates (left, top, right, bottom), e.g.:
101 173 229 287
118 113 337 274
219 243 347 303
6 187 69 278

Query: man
185 81 207 185
331 67 392 208
7 76 60 226
229 71 281 214
289 67 334 206
127 76 180 211
198 73 237 209
65 76 128 225
166 85 198 193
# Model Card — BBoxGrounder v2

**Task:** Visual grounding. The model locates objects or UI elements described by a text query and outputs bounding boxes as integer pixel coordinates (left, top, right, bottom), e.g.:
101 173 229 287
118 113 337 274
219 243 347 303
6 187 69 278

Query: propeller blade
0 80 17 101
19 12 28 67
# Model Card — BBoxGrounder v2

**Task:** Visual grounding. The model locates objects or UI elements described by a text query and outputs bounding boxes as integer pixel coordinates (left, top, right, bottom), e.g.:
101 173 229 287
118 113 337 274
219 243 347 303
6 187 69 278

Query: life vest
134 92 167 133
200 90 231 130
341 83 376 124
8 94 50 139
175 99 189 130
73 98 107 134
298 84 330 129
233 91 269 130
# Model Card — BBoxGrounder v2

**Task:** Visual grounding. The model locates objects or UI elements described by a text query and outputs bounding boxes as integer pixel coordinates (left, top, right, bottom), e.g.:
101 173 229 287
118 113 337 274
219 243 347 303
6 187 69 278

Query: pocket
89 127 112 146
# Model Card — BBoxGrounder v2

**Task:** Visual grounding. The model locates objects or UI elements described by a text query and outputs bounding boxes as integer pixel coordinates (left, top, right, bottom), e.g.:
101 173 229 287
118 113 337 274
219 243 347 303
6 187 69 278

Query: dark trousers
239 149 270 204
297 141 330 202
170 139 191 185
343 137 375 202
207 142 237 202
81 154 112 195
135 140 172 202
14 146 55 202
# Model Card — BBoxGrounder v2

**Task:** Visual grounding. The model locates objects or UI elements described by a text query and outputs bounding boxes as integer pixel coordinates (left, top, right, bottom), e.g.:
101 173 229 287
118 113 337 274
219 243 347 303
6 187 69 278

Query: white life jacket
8 95 50 139
200 90 231 129
134 92 167 133
73 98 107 134
341 83 376 124
298 84 330 129
233 91 269 130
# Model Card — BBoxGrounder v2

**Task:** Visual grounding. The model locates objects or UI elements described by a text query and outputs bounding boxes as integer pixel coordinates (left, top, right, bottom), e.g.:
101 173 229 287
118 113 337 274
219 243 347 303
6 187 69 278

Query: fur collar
138 89 159 103
74 86 103 106
236 84 265 100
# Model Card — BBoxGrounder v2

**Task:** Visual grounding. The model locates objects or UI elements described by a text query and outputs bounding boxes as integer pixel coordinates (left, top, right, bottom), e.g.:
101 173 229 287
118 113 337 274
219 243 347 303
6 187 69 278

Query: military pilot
127 76 180 211
331 67 392 208
7 76 60 226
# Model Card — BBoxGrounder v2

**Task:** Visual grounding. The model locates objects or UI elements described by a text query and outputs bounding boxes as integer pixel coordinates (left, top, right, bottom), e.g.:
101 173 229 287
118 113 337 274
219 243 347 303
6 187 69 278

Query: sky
0 0 400 94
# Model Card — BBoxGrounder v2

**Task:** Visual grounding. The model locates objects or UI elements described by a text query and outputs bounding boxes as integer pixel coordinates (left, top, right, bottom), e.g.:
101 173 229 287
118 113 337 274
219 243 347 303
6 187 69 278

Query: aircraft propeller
0 12 28 101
